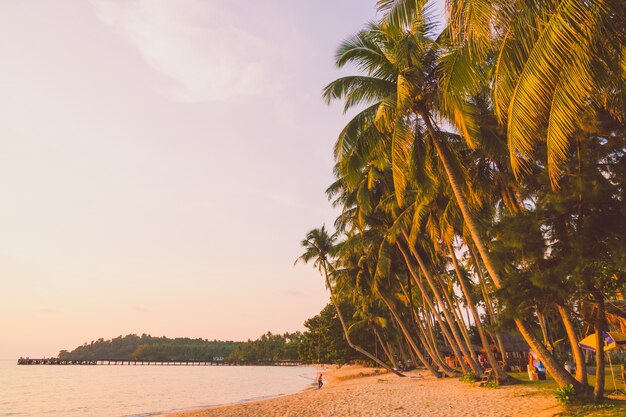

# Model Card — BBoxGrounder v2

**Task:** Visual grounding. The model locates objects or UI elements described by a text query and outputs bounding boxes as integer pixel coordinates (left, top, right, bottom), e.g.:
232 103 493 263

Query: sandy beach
166 366 563 417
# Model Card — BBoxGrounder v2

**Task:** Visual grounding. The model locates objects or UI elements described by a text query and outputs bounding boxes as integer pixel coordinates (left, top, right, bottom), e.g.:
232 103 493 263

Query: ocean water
0 361 317 417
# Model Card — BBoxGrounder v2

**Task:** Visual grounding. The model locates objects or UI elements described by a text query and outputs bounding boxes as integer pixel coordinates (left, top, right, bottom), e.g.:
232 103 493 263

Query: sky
0 0 445 359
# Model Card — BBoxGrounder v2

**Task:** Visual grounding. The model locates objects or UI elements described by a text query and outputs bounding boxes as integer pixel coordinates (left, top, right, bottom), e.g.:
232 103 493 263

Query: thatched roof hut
494 332 530 353
581 300 626 333
440 343 483 354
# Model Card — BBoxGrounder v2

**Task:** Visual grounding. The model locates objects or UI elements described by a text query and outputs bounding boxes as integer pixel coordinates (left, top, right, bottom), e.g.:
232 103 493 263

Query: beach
166 366 563 417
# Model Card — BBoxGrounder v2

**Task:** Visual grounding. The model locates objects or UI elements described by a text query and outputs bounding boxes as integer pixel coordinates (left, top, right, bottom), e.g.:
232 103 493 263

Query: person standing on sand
478 354 487 369
317 373 323 389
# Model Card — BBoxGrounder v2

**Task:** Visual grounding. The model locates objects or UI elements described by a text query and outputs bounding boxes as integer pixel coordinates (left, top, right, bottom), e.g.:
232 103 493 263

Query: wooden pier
17 358 302 366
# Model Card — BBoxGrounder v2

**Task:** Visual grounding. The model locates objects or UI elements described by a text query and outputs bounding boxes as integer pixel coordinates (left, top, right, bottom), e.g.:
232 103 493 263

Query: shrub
554 384 576 405
460 372 477 384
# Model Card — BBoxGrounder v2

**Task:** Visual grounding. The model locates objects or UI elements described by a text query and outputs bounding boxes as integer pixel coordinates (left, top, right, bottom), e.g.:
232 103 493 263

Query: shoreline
164 365 563 417
158 382 317 416
154 365 326 416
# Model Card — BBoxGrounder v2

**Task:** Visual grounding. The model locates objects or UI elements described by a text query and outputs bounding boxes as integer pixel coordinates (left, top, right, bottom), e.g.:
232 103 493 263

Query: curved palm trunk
321 264 405 377
406 341 420 370
401 277 438 358
447 241 509 383
374 328 398 368
394 326 411 366
421 301 449 366
399 280 458 376
468 242 508 363
397 242 471 373
376 289 442 376
537 311 551 347
420 110 586 391
438 277 476 361
400 235 483 375
557 304 588 386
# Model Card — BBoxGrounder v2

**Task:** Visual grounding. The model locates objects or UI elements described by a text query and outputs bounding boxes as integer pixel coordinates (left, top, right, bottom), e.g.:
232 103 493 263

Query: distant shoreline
16 357 302 367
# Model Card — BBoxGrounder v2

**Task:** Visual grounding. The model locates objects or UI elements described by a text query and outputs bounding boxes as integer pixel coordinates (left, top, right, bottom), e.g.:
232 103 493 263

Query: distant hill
58 334 242 361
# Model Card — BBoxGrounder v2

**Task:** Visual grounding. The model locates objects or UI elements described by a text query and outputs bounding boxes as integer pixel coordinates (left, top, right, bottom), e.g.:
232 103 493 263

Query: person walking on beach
317 373 324 389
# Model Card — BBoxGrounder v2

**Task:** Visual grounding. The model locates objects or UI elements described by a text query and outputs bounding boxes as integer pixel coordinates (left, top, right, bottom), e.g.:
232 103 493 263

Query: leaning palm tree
486 0 625 187
379 0 626 188
327 123 477 377
323 14 584 388
295 226 403 376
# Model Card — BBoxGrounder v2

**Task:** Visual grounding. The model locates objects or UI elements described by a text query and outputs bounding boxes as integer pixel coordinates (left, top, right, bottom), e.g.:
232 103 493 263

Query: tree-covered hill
58 334 241 361
227 331 302 362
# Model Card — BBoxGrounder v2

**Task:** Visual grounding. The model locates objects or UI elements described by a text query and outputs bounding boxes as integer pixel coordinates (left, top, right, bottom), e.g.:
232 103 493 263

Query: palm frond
391 116 414 206
335 26 396 79
374 94 398 132
545 48 594 187
447 0 495 60
322 76 396 112
435 38 483 148
377 0 429 30
506 0 606 178
375 240 392 280
334 103 379 161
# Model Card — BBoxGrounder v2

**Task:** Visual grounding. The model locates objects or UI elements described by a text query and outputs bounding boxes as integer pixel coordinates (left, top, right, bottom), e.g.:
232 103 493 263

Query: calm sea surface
0 361 316 417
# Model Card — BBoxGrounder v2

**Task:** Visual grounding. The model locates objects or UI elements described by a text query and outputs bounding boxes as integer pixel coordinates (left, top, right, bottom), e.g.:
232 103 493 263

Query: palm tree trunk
321 263 405 377
468 241 507 364
375 328 397 368
399 279 458 376
416 299 448 367
377 289 442 376
593 291 606 402
394 327 411 366
406 340 420 370
400 234 483 375
447 241 508 383
420 110 586 391
557 304 588 386
438 276 477 362
397 241 471 373
537 311 551 347
421 302 448 366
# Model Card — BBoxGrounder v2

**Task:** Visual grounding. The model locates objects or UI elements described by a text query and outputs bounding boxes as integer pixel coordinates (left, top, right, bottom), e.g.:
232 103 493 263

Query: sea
0 360 317 417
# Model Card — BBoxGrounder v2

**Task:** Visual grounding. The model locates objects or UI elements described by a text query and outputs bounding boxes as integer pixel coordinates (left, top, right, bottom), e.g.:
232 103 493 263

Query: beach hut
488 332 530 371
581 300 626 334
439 344 483 368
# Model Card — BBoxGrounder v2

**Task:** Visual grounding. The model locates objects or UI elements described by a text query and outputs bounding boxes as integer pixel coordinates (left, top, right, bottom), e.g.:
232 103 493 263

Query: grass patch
509 365 625 392
509 366 626 416
559 401 626 417
508 372 559 393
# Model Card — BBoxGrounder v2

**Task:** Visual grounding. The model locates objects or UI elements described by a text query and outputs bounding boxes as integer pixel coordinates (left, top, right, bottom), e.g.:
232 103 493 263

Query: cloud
91 0 278 102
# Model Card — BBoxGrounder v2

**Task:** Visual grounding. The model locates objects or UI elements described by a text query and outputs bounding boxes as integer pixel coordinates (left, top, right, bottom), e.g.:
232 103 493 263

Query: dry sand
166 365 563 417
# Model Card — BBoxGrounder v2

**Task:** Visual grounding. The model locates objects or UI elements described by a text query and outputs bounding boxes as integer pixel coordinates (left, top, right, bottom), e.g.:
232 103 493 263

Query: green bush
460 372 477 384
554 384 576 405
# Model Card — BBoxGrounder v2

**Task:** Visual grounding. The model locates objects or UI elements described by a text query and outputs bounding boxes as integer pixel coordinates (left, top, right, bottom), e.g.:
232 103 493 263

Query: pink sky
0 0 444 359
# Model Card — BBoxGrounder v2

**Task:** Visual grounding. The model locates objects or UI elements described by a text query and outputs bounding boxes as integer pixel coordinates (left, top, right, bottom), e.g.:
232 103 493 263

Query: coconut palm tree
335 233 444 376
380 0 625 188
328 119 483 377
295 226 403 376
331 6 587 389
